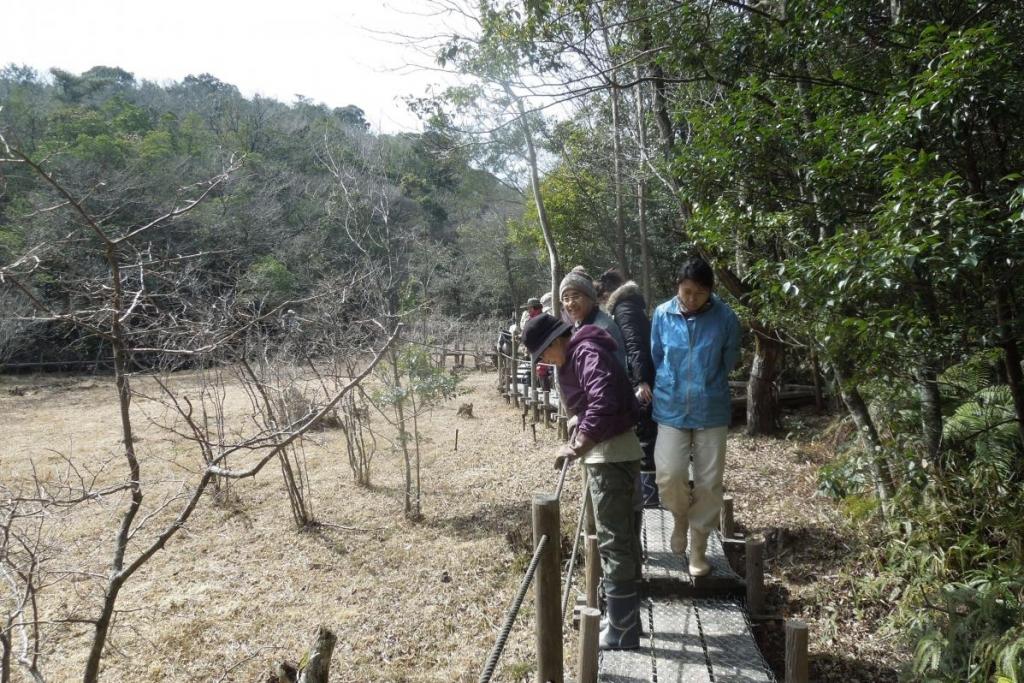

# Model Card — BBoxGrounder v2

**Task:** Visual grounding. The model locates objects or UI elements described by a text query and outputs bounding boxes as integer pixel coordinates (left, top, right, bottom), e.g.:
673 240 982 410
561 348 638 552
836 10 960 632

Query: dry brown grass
1 370 583 683
2 371 908 683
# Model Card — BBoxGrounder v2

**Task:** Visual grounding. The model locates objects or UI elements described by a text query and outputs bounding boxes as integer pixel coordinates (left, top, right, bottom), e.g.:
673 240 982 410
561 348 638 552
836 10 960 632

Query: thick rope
477 534 549 683
554 455 571 501
561 485 589 620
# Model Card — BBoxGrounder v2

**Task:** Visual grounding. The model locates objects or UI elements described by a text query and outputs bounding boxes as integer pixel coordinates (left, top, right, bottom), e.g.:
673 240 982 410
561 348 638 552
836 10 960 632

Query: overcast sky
3 0 465 132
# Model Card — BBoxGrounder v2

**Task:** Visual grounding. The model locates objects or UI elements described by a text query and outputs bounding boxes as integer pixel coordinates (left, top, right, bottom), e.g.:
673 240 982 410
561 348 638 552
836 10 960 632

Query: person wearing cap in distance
559 266 627 370
519 297 551 390
522 312 644 650
518 297 544 331
651 256 741 577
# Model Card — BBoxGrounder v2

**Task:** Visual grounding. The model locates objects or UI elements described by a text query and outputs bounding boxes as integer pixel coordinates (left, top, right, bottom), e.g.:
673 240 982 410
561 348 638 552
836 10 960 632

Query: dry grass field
2 369 580 682
2 368 907 682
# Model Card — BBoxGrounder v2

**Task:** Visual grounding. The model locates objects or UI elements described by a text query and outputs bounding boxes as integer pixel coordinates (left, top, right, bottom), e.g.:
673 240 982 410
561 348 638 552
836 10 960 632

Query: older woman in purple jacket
523 313 643 650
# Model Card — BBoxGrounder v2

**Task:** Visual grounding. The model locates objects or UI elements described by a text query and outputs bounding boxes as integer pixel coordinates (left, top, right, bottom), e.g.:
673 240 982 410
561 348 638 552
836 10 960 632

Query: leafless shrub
0 141 400 682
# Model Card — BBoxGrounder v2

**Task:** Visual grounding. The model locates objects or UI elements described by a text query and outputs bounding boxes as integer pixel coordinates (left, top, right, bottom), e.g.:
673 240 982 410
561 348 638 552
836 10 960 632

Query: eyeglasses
560 292 585 304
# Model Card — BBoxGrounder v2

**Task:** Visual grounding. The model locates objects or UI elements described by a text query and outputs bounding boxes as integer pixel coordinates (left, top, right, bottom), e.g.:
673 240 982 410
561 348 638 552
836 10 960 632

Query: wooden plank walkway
599 508 775 683
497 363 775 681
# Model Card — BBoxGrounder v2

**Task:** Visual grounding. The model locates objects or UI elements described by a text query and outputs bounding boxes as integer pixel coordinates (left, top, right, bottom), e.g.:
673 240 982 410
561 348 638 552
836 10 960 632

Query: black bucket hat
522 313 572 365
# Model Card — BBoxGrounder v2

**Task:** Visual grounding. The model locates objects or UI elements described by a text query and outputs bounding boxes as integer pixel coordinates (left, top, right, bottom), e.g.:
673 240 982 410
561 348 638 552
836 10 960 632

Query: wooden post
531 367 540 422
533 493 563 683
542 388 551 427
585 534 600 609
502 352 511 404
576 607 600 683
746 535 765 616
720 495 735 538
497 347 505 394
511 335 520 408
785 620 809 683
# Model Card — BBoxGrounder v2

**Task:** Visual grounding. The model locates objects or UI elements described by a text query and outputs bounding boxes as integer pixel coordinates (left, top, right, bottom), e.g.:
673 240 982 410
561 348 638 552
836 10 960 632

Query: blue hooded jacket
651 294 741 429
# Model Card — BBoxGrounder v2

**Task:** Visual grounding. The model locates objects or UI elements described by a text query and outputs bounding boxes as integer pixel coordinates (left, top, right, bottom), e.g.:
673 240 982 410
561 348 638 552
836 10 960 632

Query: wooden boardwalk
496 368 779 682
599 508 775 682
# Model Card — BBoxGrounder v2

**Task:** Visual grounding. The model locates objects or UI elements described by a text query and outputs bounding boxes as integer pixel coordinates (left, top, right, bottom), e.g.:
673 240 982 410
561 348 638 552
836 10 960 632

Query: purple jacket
559 325 641 444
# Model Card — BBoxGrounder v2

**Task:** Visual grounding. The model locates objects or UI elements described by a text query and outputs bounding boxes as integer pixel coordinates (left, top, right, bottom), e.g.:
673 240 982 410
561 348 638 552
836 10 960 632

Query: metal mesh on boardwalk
598 508 775 683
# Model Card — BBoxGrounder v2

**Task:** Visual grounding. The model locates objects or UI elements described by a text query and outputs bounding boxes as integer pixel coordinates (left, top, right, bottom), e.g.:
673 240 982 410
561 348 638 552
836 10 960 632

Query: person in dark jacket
596 268 659 508
522 313 643 650
595 269 654 398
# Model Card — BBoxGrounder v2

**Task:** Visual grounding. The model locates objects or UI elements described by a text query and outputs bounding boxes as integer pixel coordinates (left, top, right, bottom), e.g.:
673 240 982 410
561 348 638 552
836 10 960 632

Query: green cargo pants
586 459 642 583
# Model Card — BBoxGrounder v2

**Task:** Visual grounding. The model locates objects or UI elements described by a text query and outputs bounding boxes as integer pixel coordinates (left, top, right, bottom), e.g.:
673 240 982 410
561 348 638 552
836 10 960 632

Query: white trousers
653 424 728 534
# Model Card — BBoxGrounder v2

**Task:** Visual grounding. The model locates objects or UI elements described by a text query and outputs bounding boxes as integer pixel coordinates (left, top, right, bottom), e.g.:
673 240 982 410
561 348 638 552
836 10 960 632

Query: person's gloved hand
635 382 653 405
554 444 578 470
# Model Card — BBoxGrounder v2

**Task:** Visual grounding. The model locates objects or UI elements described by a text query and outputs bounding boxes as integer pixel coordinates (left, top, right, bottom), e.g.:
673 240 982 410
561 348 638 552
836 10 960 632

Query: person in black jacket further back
596 268 659 508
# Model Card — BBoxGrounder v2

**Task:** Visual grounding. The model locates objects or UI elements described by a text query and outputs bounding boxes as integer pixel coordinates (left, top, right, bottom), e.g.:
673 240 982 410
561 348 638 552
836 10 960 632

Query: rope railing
562 484 589 620
477 534 550 683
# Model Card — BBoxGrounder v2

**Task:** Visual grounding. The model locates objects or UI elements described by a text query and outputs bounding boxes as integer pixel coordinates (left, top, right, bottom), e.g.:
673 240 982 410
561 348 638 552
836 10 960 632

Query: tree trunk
298 626 336 683
995 284 1024 446
833 366 896 507
276 626 337 683
915 363 944 466
512 89 561 317
388 348 413 517
634 69 652 307
501 243 516 319
912 267 944 464
85 578 124 683
411 391 422 519
1 629 10 683
85 255 141 683
810 348 824 412
609 83 628 275
746 326 782 435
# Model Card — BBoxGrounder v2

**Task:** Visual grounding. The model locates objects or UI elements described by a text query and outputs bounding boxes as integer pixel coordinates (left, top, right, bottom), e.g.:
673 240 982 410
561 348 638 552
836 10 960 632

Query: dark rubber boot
599 579 640 650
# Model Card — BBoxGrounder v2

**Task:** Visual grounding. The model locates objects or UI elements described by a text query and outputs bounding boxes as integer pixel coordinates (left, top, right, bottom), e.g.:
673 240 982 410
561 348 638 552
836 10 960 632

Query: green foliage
817 450 873 500
399 346 461 405
243 255 296 301
944 385 1020 463
856 354 1024 681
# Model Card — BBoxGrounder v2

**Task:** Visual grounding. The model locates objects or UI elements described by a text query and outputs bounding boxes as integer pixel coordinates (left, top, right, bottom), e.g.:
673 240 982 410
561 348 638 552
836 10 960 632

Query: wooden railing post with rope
533 493 562 683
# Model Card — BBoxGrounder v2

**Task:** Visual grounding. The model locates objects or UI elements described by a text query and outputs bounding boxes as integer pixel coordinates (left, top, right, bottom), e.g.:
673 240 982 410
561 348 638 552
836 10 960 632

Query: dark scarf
678 297 714 317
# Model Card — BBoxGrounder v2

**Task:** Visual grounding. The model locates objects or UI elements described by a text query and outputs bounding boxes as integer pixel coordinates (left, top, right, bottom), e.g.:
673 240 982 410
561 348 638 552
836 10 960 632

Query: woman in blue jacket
651 257 741 576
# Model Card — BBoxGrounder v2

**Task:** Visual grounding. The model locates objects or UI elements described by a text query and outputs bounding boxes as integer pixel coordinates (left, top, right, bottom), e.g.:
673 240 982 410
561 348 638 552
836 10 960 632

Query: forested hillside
0 65 544 367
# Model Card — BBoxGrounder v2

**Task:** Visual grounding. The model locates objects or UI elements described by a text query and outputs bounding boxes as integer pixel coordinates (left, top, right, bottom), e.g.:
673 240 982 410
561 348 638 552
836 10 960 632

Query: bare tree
0 140 401 681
